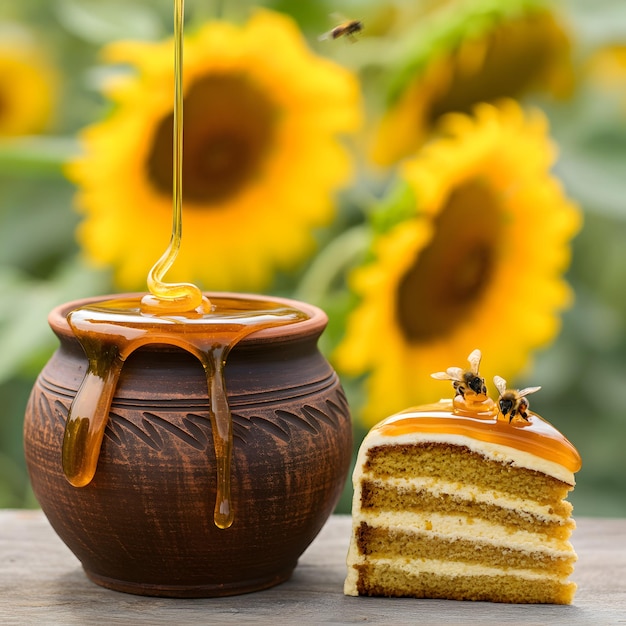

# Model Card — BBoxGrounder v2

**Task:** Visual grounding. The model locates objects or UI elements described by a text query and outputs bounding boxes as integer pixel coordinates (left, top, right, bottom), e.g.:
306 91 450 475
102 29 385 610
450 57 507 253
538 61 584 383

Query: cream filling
363 475 570 523
351 556 571 583
355 431 575 485
352 510 574 552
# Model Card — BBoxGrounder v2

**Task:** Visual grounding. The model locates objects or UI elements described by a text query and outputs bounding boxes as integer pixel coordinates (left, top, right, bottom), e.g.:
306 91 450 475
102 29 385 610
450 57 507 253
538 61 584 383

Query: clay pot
23 293 352 597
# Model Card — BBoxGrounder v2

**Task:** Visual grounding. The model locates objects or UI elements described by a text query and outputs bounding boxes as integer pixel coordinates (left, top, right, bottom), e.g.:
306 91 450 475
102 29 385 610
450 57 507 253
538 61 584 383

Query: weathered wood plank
1 511 625 625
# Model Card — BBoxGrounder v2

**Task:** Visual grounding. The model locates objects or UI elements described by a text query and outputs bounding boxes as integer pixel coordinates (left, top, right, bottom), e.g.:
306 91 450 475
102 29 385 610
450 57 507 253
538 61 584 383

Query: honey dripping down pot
60 293 310 530
24 292 353 597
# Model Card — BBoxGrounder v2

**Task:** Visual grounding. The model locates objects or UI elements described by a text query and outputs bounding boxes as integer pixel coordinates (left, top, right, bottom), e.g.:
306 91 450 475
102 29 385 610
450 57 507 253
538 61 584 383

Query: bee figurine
319 19 363 42
494 376 541 423
431 349 488 398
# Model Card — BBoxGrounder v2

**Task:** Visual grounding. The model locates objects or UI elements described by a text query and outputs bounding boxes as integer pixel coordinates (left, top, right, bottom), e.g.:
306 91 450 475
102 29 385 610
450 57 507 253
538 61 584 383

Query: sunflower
371 0 573 165
0 26 58 136
67 10 361 292
587 44 626 98
335 100 581 427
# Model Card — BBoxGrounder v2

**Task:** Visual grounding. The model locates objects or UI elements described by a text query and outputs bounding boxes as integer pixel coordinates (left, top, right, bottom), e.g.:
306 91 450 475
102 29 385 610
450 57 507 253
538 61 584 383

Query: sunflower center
0 87 9 121
148 73 278 204
428 12 565 124
396 179 501 343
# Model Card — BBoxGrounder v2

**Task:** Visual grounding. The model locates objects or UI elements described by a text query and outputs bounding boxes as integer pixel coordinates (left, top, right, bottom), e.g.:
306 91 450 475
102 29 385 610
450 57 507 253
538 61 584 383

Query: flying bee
494 376 541 423
431 349 487 398
319 19 363 42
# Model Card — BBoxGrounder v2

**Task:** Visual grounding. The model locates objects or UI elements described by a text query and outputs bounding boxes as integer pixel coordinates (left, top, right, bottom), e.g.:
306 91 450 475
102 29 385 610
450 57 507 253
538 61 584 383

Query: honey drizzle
140 0 210 315
61 0 313 530
375 399 582 473
62 296 309 528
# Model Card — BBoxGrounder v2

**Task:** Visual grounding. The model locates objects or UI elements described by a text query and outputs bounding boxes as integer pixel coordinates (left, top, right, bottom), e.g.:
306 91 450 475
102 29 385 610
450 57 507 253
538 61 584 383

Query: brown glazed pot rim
48 292 328 347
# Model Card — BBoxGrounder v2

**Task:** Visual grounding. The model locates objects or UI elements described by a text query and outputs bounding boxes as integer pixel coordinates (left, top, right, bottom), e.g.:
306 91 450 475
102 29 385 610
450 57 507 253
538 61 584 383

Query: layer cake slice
344 392 581 603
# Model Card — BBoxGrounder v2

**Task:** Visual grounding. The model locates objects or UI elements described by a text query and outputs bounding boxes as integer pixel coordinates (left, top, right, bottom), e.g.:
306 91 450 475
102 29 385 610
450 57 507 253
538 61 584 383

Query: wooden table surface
1 510 624 625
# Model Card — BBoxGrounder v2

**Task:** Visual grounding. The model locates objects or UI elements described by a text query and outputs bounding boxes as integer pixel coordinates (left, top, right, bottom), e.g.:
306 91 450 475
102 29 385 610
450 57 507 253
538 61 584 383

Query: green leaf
539 86 626 221
0 174 78 276
556 149 626 220
0 137 79 178
54 0 164 44
0 260 111 384
566 0 626 45
371 180 417 235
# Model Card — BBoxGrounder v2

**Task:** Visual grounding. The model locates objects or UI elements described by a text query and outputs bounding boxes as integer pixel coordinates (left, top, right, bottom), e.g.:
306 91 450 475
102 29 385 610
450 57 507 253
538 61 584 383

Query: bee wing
518 386 541 398
446 367 464 381
319 12 350 40
432 367 462 381
431 371 453 380
493 375 507 396
467 349 482 374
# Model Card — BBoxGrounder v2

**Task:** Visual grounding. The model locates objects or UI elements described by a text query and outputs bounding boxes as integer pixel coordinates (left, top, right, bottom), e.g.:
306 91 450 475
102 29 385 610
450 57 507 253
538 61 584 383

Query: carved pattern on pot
31 375 348 451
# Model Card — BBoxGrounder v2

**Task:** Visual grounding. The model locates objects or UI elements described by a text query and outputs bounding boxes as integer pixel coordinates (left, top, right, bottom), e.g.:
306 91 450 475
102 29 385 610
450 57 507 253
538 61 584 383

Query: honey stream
140 0 210 315
61 0 308 529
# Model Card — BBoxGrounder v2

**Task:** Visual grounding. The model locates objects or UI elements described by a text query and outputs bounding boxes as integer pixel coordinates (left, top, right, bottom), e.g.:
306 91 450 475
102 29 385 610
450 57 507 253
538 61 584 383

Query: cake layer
360 479 574 539
352 510 574 551
364 443 574 504
363 476 572 520
347 560 576 604
355 523 576 576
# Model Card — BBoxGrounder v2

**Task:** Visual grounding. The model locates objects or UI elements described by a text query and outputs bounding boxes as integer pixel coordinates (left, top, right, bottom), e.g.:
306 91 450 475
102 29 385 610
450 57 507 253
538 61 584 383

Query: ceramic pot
24 293 352 597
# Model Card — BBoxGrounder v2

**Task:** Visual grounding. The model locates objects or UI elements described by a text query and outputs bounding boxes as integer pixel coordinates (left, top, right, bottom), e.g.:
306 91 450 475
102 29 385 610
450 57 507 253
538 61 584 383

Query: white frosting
344 548 359 595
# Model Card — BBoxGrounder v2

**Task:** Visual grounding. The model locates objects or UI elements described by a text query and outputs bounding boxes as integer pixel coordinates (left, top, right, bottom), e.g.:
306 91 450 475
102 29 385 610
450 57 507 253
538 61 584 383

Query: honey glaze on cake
374 396 582 478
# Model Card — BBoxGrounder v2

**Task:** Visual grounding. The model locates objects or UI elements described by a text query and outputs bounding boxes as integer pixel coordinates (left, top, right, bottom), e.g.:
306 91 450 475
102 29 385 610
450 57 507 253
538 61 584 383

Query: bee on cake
431 348 487 398
494 375 541 423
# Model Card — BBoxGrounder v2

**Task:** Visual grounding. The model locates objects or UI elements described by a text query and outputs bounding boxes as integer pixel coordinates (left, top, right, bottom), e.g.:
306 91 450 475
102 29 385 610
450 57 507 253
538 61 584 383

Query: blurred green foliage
1 0 626 517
